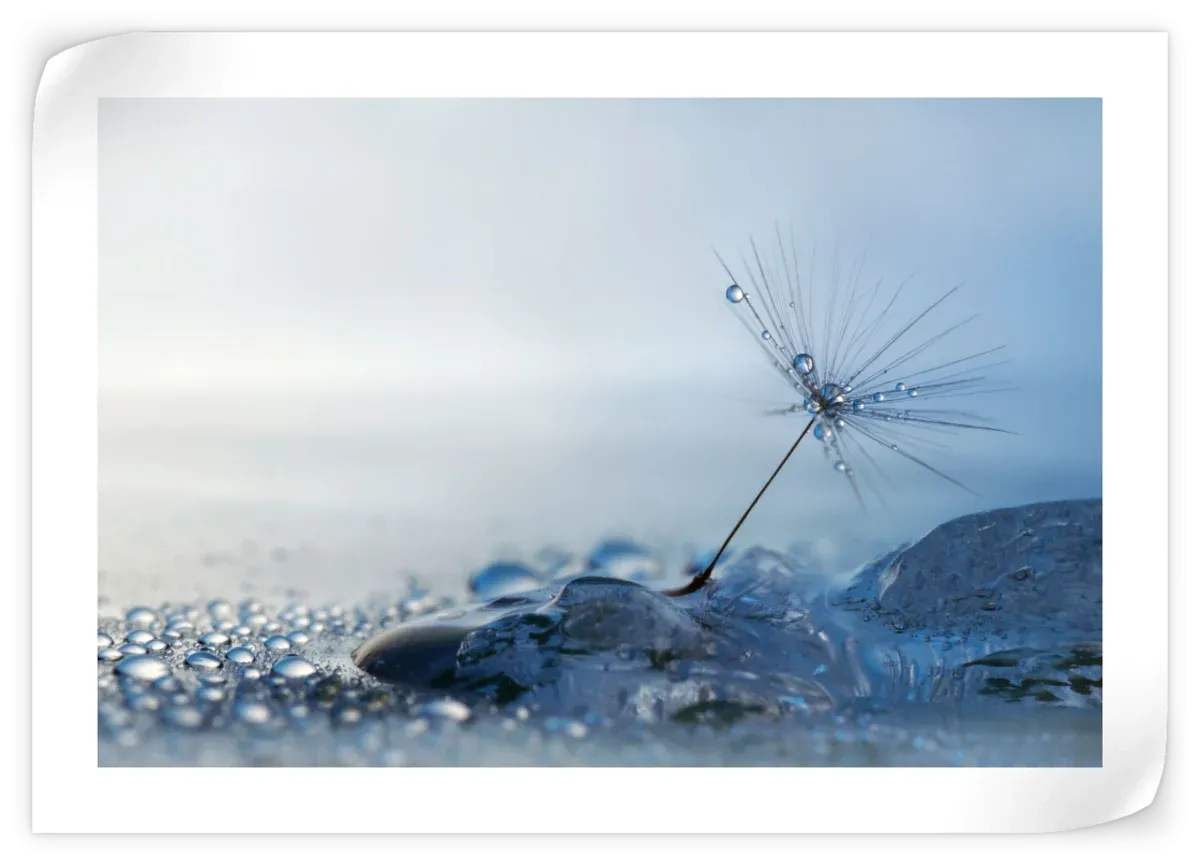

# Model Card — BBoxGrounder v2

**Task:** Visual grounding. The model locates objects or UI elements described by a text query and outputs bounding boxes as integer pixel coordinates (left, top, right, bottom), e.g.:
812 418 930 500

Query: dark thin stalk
663 416 817 597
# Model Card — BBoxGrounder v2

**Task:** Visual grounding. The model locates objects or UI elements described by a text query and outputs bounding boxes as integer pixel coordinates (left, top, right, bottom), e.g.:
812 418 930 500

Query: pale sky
98 99 1102 596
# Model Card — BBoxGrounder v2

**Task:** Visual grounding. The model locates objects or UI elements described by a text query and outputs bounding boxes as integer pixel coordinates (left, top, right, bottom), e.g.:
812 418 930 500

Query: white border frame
32 32 1166 833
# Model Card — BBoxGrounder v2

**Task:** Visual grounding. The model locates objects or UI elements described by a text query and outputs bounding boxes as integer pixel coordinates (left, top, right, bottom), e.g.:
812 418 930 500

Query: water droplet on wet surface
117 643 148 656
725 284 745 303
265 635 292 653
272 656 317 680
186 651 223 671
125 607 159 629
226 647 255 665
98 647 123 662
125 629 155 646
585 539 662 583
418 699 472 723
98 632 113 648
199 632 230 648
114 655 171 683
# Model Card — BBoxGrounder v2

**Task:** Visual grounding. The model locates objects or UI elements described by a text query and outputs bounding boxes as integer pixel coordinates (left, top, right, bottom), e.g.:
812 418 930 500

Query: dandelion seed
664 230 1013 597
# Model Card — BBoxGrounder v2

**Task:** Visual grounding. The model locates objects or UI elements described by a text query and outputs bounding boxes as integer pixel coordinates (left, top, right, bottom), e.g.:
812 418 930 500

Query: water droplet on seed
792 354 815 375
895 382 906 391
726 284 745 303
872 392 885 403
907 388 919 398
852 399 865 412
814 423 833 442
834 460 848 473
761 330 770 340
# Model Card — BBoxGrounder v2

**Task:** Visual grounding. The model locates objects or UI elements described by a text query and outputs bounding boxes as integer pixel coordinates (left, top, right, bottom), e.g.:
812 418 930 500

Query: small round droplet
852 399 865 413
835 417 847 430
834 460 848 473
199 632 230 648
226 646 255 665
418 699 472 723
287 631 309 646
186 651 223 671
265 634 292 653
124 607 159 628
146 639 168 653
726 284 745 303
891 444 900 451
117 643 148 656
872 392 885 403
907 388 919 398
114 655 171 683
761 330 770 340
125 629 155 646
792 353 815 375
98 647 122 662
272 656 318 680
895 382 906 391
814 422 833 442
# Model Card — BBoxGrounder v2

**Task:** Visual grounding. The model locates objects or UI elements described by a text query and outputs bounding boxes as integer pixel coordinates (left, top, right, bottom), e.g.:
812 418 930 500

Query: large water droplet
272 656 317 680
125 607 159 629
814 422 833 442
872 392 885 403
726 284 745 303
186 651 223 671
821 383 844 404
265 634 292 653
468 561 542 600
792 353 815 375
114 655 171 683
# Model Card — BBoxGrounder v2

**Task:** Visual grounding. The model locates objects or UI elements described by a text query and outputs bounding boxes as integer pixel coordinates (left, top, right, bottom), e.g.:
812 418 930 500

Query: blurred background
99 98 1101 604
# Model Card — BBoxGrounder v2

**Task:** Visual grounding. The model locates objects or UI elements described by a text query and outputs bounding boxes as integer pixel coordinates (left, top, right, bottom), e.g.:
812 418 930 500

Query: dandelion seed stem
663 416 817 597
